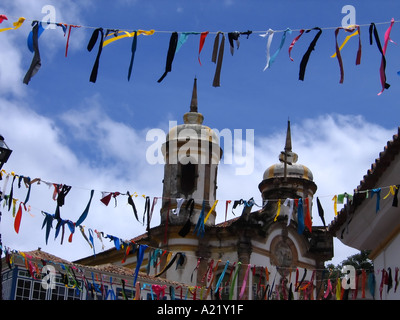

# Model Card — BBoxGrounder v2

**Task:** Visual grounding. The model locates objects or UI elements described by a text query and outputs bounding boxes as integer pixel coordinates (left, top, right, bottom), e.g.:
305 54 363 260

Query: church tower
258 120 317 220
253 120 333 299
160 79 222 228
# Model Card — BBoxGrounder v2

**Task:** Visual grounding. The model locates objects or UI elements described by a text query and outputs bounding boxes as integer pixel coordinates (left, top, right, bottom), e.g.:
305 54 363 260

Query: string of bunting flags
1 168 399 299
1 169 399 248
0 14 400 94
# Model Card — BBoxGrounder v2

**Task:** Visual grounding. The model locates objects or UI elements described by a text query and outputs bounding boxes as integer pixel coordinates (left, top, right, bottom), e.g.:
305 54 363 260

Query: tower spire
280 119 297 179
184 77 203 124
190 77 198 113
285 119 292 153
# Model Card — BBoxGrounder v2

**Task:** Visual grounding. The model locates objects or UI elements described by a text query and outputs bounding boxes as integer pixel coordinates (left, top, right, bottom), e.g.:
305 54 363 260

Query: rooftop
11 248 188 288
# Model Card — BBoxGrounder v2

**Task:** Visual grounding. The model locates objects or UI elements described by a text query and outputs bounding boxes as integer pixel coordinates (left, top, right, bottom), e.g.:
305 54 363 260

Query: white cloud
0 34 25 96
0 0 88 79
0 98 161 261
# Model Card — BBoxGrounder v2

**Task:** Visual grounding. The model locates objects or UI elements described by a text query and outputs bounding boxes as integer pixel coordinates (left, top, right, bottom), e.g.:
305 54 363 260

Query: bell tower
160 79 222 228
258 120 317 212
257 120 316 223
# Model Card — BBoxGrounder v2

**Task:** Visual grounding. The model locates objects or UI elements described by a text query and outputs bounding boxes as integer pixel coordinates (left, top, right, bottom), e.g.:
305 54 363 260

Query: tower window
180 162 197 195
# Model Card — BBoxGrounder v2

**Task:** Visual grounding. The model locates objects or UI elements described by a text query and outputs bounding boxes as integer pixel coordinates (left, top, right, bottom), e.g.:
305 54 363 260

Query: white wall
373 233 400 300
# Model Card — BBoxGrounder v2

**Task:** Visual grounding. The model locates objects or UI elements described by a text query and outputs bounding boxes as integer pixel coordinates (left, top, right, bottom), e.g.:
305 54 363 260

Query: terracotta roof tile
18 249 188 287
23 249 71 264
215 216 240 227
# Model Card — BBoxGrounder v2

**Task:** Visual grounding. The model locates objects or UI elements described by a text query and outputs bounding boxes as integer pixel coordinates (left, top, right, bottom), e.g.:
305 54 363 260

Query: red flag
198 31 209 65
14 203 26 234
304 198 312 232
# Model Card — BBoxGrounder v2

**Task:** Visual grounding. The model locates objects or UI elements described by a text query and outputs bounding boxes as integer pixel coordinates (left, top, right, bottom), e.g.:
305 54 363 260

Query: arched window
180 162 197 195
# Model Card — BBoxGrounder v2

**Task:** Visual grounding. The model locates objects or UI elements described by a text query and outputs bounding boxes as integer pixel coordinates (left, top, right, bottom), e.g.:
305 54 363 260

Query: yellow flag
274 199 281 222
204 200 218 224
331 28 359 58
103 29 155 47
0 17 25 32
336 278 342 300
383 185 397 199
332 195 338 216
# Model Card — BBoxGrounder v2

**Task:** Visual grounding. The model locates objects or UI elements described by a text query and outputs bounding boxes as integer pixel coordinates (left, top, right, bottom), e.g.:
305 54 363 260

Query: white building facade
329 127 400 300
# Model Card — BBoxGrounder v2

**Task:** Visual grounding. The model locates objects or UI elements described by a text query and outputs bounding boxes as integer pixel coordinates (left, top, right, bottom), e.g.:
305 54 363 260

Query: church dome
166 114 220 145
258 120 317 211
263 157 314 181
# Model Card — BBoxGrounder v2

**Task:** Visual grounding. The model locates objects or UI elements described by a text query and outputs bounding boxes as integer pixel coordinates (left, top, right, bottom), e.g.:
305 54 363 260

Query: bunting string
1 168 399 246
1 168 397 204
0 14 399 94
2 14 398 34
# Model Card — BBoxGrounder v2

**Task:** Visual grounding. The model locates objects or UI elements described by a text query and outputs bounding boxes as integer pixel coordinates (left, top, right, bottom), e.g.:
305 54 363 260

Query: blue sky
0 0 399 265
